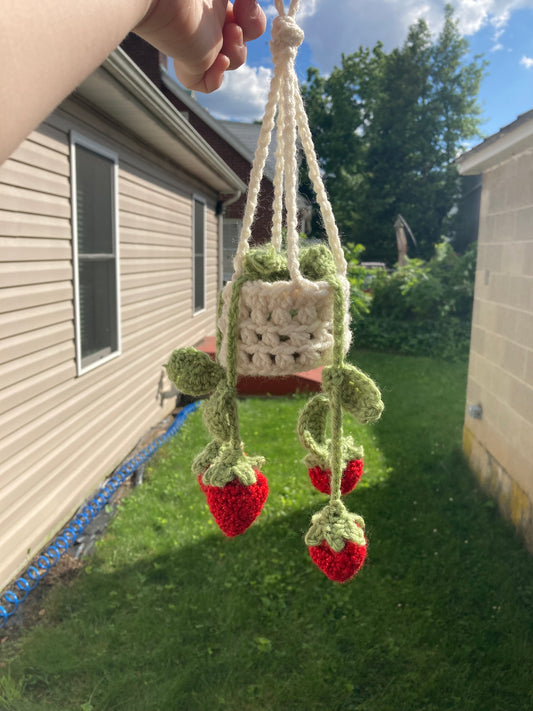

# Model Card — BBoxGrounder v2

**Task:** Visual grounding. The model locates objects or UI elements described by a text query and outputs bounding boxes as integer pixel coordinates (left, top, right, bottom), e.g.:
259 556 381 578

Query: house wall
166 96 275 245
463 148 533 552
120 34 275 245
0 98 220 589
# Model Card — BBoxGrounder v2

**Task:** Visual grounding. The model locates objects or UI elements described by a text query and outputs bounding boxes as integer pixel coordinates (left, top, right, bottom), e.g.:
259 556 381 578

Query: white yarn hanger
232 0 347 280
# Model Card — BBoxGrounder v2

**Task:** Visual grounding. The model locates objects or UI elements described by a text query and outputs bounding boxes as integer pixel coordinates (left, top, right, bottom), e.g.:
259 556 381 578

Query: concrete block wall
464 148 533 552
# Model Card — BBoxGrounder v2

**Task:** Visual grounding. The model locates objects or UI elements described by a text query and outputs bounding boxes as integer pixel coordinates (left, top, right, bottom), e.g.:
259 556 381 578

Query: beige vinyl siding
0 100 221 589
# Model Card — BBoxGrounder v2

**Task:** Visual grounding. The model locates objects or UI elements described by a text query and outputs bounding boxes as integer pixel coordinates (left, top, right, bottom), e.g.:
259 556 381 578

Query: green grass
2 352 533 711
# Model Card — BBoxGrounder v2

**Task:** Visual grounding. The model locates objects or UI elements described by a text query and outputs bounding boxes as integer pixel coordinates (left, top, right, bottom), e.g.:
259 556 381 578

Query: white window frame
192 195 206 315
70 132 121 376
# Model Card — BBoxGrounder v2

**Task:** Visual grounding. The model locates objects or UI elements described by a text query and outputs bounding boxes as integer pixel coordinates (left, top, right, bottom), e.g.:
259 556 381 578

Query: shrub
344 240 476 360
352 315 472 360
343 242 372 321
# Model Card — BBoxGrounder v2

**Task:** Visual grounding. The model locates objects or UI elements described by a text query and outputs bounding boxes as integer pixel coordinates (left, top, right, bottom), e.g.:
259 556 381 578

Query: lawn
1 351 533 711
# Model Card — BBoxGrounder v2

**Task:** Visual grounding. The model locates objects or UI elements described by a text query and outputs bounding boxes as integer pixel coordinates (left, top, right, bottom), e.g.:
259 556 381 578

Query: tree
301 5 486 263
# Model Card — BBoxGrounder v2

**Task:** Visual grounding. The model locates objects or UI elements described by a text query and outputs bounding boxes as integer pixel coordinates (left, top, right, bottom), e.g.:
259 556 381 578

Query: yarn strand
328 279 347 503
233 67 282 276
293 84 347 276
271 98 285 252
280 53 301 281
232 0 305 278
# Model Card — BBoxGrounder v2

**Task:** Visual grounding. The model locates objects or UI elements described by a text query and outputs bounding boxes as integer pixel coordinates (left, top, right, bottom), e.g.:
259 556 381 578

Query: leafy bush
345 240 477 359
343 242 373 320
353 314 472 360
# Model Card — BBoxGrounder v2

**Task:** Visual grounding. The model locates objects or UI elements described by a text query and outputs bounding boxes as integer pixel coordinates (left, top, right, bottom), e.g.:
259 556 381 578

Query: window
222 218 242 285
71 134 120 374
193 197 206 312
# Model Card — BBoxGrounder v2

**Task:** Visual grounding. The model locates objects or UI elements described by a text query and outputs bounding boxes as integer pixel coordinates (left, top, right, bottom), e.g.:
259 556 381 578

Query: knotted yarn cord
232 0 347 279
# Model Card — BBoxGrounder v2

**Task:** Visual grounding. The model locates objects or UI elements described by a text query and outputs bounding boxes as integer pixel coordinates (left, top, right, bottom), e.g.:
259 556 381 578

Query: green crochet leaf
192 440 221 476
201 443 264 487
297 394 330 464
305 500 366 551
302 436 364 471
299 244 337 281
322 364 384 424
298 395 364 469
165 348 225 396
242 245 289 282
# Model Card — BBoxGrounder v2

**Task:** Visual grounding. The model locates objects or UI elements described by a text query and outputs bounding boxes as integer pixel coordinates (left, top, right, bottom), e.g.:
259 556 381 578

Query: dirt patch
0 555 83 646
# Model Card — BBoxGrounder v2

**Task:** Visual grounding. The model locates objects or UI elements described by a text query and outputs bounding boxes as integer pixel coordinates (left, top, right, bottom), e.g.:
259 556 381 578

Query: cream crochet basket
217 0 351 378
218 275 351 377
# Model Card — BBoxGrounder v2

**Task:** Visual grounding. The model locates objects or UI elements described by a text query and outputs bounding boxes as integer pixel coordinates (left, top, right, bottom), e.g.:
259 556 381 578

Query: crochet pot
217 274 351 377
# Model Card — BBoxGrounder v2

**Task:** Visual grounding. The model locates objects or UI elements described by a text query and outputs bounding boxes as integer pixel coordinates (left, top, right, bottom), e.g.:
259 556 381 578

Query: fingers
174 52 230 93
202 53 231 92
233 0 266 42
174 0 265 94
221 18 246 70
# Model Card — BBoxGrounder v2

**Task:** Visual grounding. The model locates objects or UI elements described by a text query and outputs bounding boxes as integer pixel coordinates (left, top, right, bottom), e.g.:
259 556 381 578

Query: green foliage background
346 240 477 360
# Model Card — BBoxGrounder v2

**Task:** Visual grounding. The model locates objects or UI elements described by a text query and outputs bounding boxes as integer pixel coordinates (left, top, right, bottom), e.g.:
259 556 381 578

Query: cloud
194 0 533 122
294 0 533 72
520 55 533 68
195 64 273 121
297 0 439 70
490 25 505 50
454 0 493 34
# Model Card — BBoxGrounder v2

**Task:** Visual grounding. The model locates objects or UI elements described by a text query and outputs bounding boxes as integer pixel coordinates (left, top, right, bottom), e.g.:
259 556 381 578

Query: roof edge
160 69 275 182
160 69 255 160
458 110 533 175
79 48 246 193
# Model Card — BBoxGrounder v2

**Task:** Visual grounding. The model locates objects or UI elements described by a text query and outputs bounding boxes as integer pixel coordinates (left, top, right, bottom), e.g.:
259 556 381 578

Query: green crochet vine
297 263 384 580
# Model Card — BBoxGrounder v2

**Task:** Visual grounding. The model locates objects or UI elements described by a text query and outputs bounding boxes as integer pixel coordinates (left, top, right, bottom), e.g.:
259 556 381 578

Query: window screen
74 142 119 370
193 198 205 312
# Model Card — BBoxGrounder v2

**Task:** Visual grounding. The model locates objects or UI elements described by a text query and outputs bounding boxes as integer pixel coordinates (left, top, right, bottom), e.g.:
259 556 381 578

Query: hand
136 0 266 93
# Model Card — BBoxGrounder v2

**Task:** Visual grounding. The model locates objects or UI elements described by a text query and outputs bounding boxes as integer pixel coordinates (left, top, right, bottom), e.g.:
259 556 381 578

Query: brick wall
464 148 533 551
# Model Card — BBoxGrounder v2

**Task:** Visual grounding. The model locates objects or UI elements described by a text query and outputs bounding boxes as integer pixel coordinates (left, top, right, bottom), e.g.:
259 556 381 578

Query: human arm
0 0 266 163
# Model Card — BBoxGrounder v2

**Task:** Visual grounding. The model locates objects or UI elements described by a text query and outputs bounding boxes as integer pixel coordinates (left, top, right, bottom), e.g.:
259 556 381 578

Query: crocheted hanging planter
217 249 352 377
165 0 384 577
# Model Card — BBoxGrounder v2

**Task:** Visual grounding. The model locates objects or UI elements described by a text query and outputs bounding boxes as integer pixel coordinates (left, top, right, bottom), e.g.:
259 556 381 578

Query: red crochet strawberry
198 469 268 537
308 458 363 495
308 538 367 583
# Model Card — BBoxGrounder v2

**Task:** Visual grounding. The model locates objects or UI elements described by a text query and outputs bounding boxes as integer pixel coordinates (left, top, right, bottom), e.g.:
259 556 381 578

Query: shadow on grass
10 473 533 711
5 353 533 711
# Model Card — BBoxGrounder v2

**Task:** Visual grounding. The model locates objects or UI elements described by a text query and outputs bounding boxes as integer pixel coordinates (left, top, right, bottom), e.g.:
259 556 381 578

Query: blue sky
468 6 533 137
183 0 533 143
